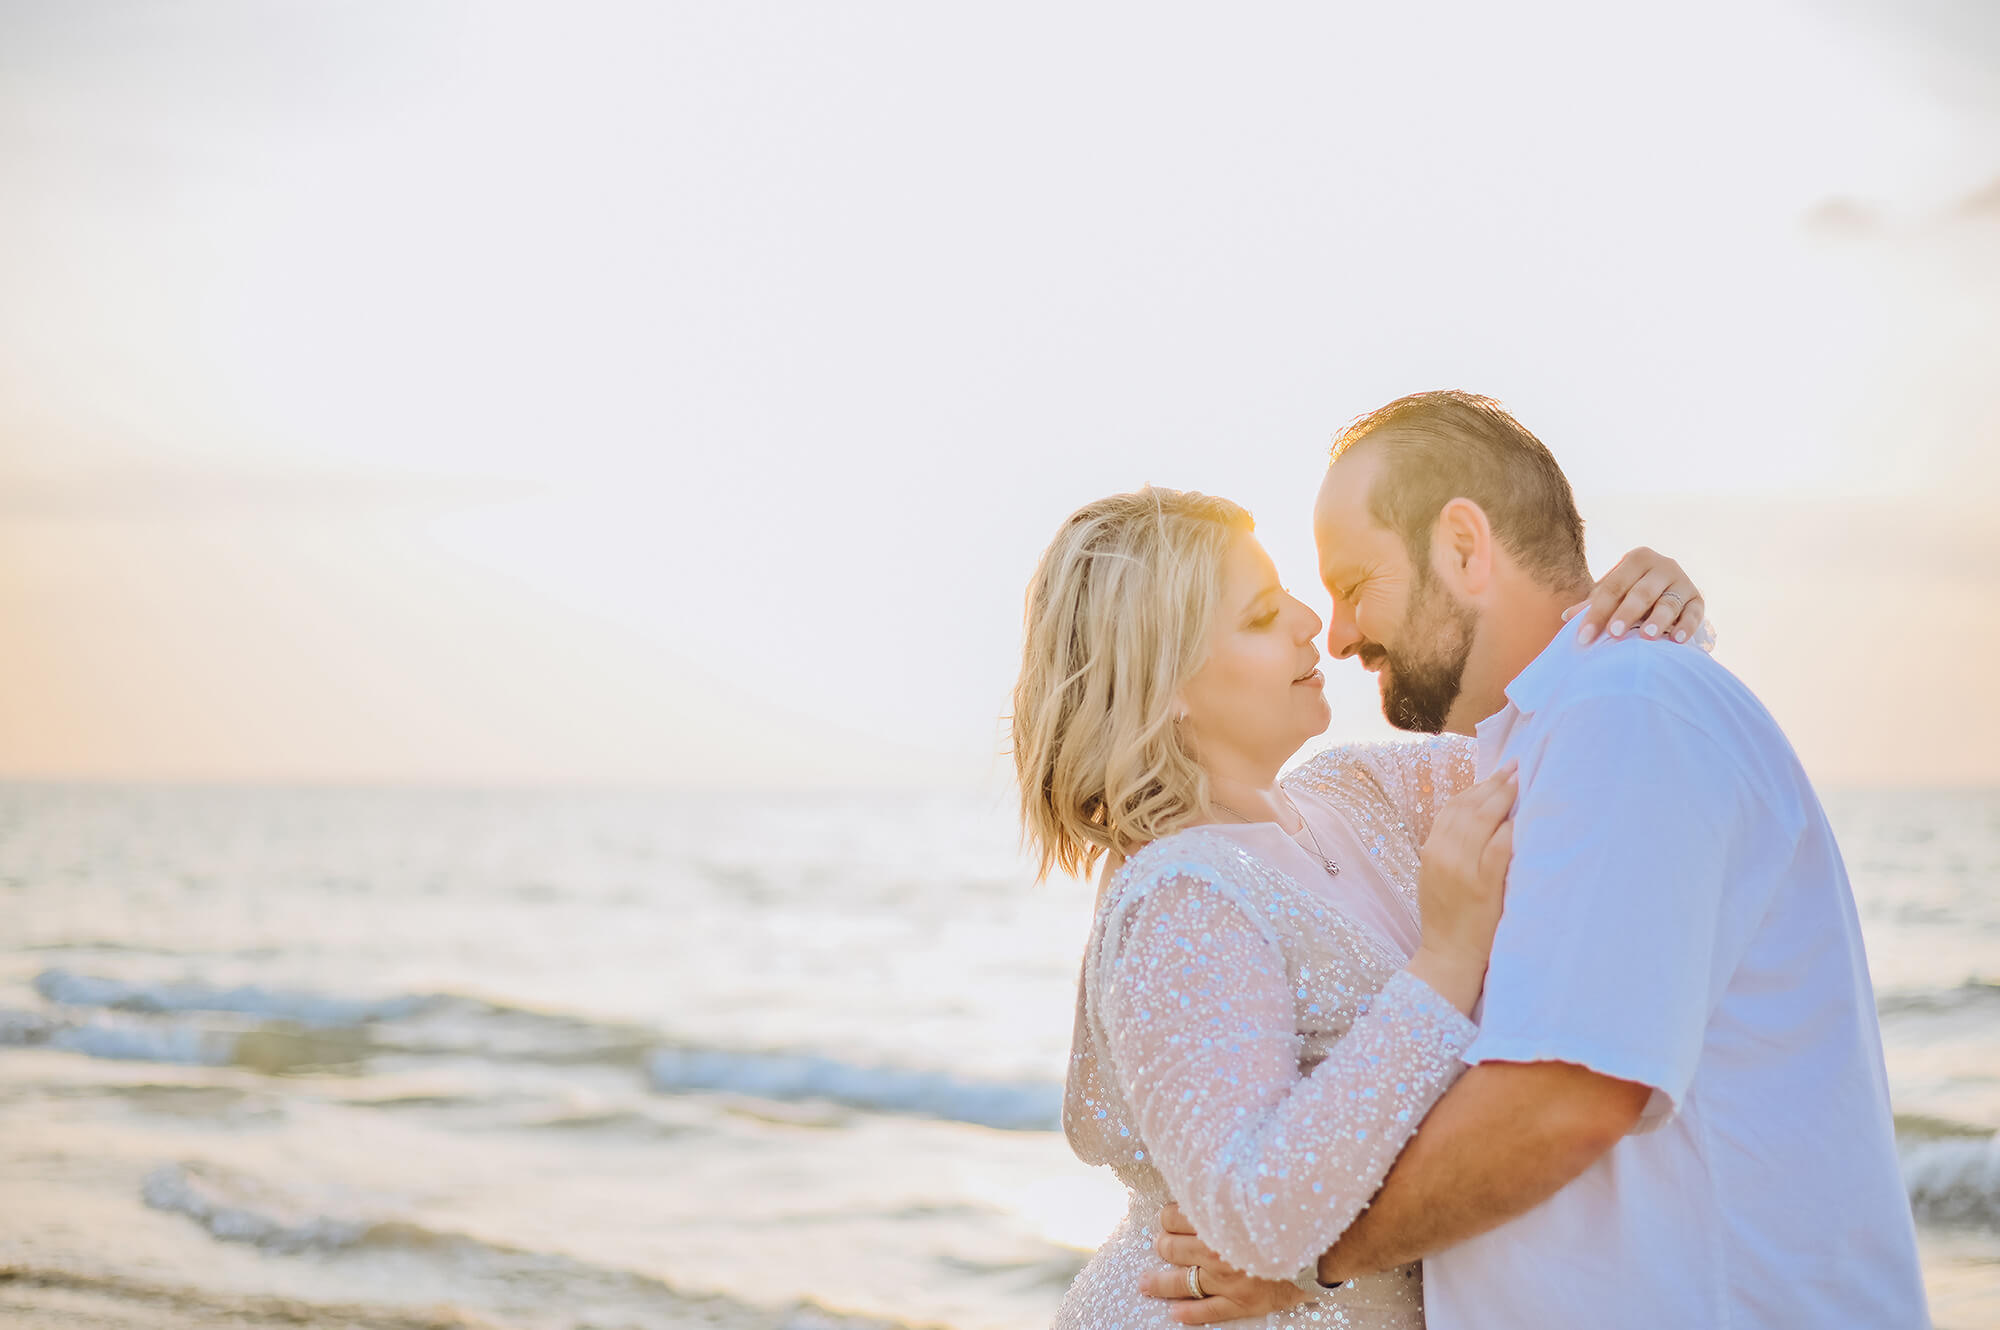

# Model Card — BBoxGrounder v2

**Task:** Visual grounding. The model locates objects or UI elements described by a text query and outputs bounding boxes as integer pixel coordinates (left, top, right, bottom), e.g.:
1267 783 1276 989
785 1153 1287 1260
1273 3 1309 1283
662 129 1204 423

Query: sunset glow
0 1 1994 789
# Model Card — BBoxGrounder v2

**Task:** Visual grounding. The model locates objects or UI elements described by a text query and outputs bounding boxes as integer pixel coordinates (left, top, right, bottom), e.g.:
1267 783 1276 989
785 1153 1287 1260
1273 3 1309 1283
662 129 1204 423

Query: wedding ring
1186 1265 1206 1299
1659 591 1686 607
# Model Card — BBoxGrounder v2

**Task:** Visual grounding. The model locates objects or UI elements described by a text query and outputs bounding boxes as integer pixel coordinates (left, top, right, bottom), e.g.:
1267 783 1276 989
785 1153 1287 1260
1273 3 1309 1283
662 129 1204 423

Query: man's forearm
1316 1060 1648 1284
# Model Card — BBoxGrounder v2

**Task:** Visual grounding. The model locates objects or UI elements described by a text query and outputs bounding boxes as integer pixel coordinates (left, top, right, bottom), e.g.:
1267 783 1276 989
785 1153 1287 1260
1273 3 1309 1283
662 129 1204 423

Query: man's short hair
1330 390 1588 589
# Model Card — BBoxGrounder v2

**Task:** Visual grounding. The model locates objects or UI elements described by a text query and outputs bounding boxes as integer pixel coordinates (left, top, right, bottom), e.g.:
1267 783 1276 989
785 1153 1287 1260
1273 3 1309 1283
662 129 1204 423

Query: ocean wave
1893 1112 1997 1141
0 1264 511 1330
1876 978 2000 1018
380 998 656 1066
1900 1131 2000 1227
22 938 192 955
0 1008 57 1045
30 970 1050 1128
516 1107 702 1138
35 968 434 1027
143 1161 375 1252
139 1161 922 1330
0 1004 234 1065
0 1003 375 1072
52 1022 236 1066
648 1046 1062 1131
22 972 1035 1126
28 969 656 1067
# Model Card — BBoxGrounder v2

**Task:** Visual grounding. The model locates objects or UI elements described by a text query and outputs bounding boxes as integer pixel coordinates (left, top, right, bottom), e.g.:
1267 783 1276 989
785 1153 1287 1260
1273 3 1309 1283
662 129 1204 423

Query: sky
0 0 1995 790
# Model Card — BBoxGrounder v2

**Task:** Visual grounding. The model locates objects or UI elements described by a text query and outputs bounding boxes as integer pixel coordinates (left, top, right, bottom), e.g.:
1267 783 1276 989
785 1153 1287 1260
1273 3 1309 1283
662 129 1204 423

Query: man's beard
1377 564 1477 734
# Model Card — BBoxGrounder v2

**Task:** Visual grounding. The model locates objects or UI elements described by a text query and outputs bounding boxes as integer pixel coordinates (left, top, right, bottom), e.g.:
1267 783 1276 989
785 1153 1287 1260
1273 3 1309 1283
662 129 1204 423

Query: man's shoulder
1543 637 1761 737
1532 640 1816 829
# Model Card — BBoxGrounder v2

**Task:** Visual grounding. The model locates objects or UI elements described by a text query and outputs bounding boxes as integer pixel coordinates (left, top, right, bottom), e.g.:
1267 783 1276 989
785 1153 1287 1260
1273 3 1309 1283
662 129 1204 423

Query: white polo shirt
1422 620 1927 1330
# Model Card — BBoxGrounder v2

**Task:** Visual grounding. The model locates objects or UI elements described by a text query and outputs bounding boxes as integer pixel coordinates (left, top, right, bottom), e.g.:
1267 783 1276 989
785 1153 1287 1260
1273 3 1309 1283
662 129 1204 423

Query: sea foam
1901 1132 2000 1228
647 1046 1062 1131
143 1161 374 1252
0 1003 234 1065
35 968 432 1027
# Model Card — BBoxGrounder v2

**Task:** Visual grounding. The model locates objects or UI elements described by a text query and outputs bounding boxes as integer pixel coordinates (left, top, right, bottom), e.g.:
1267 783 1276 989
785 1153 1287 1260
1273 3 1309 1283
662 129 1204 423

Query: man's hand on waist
1137 1203 1319 1325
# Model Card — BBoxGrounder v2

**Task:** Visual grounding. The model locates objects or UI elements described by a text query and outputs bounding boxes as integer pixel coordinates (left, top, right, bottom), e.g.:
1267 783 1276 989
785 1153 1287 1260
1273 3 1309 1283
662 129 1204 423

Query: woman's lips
1294 668 1325 687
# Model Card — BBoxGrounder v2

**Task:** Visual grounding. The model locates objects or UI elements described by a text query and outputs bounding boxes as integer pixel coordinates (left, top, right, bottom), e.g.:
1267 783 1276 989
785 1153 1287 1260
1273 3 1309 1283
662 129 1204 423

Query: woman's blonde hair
1011 486 1253 881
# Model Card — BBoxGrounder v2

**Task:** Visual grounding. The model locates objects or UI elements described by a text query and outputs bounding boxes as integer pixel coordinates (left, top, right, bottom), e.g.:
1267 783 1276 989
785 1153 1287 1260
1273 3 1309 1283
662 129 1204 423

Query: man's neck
1442 576 1584 736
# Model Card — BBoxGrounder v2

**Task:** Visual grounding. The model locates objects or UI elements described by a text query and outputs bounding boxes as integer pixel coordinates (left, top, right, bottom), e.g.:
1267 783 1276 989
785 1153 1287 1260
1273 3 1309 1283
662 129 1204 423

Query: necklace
1210 792 1341 877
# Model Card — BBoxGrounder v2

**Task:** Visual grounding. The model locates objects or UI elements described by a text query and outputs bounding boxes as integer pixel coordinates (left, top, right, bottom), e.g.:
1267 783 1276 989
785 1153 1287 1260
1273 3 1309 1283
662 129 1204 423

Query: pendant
1322 859 1341 876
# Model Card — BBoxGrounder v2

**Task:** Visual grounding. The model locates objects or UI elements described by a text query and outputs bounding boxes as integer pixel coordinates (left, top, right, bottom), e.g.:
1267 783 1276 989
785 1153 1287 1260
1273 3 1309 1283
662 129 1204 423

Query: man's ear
1434 498 1494 595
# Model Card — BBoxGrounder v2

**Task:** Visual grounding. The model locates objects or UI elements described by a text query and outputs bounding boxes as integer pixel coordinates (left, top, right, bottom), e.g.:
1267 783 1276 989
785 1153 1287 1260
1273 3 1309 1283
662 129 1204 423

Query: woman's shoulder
1111 826 1264 894
1098 826 1313 928
1091 828 1300 961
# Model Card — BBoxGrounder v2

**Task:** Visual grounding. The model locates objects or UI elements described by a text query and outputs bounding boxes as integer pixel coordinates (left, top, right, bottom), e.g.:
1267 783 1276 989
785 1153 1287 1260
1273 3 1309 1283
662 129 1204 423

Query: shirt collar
1500 616 1586 718
1470 619 1581 772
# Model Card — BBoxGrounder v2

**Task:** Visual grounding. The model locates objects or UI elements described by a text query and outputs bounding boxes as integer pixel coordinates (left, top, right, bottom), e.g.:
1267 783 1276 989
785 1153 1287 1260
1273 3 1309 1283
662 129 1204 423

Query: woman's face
1178 532 1330 779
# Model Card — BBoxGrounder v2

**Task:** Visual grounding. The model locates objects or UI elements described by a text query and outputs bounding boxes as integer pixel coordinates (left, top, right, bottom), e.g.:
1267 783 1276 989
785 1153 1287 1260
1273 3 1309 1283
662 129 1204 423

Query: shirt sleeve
1097 867 1477 1279
1464 696 1746 1124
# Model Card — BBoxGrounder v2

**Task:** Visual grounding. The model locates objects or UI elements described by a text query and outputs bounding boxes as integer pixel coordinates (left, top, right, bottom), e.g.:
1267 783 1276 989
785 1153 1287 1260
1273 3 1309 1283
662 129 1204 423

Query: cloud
1801 175 2000 237
1801 197 1885 238
1951 176 2000 221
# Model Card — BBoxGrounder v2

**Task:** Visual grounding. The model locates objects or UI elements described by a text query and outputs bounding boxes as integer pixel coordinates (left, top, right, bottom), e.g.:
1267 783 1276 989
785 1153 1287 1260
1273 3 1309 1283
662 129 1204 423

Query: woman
1012 488 1705 1329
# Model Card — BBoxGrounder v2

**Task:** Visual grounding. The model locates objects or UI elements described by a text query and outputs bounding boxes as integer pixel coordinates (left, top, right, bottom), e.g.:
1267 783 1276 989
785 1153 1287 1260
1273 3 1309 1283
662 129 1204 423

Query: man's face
1313 448 1478 733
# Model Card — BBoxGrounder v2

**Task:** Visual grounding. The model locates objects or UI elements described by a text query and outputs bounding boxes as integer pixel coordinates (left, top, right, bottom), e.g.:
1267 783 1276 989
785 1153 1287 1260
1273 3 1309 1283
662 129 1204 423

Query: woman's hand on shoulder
1408 763 1517 1015
1567 547 1714 650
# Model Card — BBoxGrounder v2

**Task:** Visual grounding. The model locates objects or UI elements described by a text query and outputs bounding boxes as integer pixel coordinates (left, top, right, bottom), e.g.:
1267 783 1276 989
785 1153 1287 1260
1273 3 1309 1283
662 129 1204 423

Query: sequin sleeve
1096 862 1479 1280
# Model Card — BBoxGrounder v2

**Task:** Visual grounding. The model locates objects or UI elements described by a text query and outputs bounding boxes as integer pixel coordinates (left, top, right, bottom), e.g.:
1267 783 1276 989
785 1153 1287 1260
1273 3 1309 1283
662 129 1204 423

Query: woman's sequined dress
1053 737 1479 1330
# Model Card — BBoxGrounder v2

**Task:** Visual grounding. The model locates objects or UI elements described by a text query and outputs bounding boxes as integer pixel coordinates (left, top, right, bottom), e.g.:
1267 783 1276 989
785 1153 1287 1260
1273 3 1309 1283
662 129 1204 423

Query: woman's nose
1298 602 1324 642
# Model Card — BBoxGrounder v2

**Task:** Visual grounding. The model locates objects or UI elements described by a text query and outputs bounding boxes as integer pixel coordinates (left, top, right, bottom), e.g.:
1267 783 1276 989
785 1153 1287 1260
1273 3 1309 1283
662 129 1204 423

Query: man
1147 391 1927 1327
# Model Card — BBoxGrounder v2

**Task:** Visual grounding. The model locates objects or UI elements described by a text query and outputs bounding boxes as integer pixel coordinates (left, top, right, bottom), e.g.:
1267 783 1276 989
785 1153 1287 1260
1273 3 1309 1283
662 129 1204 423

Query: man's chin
1382 705 1431 734
1374 669 1408 725
1381 684 1447 735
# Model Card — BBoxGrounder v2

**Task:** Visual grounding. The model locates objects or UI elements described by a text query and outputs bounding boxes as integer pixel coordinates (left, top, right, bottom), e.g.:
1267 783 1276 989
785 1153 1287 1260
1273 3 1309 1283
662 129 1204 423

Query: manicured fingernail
1643 623 1660 638
1674 629 1689 643
1577 624 1597 646
1608 619 1626 637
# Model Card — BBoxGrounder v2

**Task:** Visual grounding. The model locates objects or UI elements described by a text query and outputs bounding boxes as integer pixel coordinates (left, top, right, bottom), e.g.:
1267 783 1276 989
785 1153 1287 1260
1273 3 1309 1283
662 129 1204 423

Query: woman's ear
1434 498 1494 595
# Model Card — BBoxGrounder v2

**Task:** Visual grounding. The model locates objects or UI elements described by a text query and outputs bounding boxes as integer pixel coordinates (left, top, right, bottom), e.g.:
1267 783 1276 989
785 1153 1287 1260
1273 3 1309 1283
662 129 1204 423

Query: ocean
0 780 1994 1329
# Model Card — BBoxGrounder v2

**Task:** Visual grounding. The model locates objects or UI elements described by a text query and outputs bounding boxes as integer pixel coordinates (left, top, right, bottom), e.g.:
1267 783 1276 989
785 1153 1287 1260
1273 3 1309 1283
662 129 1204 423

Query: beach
0 779 1994 1329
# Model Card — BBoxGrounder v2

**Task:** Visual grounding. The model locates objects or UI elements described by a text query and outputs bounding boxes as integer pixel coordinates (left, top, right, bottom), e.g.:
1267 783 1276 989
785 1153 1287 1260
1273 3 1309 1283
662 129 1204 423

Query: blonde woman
1014 489 1706 1329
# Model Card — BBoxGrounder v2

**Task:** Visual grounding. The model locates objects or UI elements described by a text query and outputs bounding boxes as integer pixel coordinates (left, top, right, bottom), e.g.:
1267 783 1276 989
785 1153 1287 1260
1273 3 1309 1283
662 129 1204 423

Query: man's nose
1324 601 1364 659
